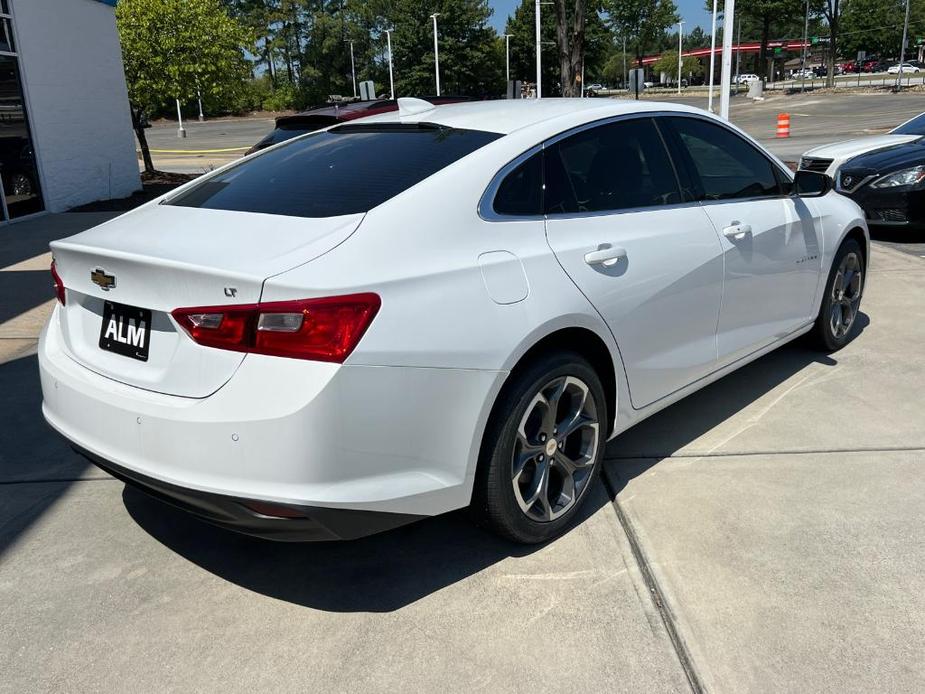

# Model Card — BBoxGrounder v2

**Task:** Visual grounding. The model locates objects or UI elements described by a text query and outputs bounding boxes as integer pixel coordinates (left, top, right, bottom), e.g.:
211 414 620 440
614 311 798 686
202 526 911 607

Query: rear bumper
72 444 421 541
40 308 504 524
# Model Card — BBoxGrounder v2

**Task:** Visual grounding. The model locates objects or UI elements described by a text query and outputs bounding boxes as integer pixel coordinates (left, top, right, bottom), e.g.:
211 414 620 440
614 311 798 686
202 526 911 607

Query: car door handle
584 245 627 267
723 222 752 240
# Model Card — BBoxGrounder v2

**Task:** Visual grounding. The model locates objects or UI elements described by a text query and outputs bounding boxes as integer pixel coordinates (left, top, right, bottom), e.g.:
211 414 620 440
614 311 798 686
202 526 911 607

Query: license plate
99 301 152 362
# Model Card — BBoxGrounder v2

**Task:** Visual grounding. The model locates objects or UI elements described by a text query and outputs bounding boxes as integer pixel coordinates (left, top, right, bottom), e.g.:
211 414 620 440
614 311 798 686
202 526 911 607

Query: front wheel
472 352 607 544
810 238 865 351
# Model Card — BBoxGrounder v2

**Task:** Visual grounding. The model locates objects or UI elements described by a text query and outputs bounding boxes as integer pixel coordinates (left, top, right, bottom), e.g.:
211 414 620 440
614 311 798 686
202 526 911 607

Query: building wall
12 0 139 212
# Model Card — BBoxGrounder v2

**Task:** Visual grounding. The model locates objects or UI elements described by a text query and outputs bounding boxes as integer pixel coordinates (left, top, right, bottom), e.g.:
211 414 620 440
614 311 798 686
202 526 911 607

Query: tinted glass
493 151 543 216
0 56 43 218
544 118 681 214
669 117 780 200
171 124 501 218
892 112 925 135
253 126 314 150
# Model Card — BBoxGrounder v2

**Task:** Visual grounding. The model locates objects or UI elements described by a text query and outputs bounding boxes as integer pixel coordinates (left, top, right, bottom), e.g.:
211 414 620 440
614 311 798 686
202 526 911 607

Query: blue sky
487 0 714 34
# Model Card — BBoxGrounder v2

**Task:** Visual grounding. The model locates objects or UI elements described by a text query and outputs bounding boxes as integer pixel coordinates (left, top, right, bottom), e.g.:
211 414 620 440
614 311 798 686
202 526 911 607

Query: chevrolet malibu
40 99 868 544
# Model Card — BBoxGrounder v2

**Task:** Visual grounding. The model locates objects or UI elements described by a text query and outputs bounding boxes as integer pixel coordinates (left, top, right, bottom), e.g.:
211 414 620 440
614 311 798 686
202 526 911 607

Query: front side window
667 117 781 201
170 124 501 218
544 118 682 214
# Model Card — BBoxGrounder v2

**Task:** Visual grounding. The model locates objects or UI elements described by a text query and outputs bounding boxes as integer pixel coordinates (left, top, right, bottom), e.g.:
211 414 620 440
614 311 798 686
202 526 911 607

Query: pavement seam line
601 471 707 694
605 445 925 460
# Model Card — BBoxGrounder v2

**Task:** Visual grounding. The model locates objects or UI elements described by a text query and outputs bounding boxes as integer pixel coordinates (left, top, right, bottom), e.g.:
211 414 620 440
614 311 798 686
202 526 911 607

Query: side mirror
793 169 832 197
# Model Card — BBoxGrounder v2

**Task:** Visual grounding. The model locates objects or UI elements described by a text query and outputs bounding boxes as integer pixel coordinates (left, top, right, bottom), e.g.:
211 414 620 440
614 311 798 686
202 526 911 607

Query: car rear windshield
169 124 502 218
892 113 925 135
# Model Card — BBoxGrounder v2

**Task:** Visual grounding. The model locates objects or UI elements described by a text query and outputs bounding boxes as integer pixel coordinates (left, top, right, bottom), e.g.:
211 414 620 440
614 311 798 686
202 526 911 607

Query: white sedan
40 98 868 544
888 63 920 74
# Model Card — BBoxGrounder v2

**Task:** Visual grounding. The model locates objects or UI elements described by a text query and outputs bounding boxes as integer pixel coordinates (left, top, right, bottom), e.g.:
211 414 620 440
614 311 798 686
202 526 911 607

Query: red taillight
50 260 66 305
171 293 381 363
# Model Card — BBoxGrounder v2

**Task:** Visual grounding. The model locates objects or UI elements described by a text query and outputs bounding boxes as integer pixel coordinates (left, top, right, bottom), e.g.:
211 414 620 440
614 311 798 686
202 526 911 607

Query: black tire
471 352 607 544
809 238 865 352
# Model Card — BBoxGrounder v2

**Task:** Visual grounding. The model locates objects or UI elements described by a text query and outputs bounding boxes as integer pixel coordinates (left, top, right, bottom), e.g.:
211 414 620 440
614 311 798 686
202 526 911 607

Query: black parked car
836 113 925 230
246 96 471 155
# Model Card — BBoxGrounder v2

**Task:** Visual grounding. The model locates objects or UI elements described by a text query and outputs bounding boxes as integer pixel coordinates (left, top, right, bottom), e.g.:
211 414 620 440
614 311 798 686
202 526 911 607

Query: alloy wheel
511 376 600 522
829 251 863 339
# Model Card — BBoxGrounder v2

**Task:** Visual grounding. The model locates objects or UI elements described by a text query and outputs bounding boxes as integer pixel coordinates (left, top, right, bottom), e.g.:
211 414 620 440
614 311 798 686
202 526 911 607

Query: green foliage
603 0 680 63
652 52 704 78
504 0 608 95
841 0 925 59
117 0 254 115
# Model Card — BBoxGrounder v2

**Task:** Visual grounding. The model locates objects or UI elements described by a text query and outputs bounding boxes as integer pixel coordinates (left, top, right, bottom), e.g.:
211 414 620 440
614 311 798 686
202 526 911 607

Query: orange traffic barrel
776 112 791 138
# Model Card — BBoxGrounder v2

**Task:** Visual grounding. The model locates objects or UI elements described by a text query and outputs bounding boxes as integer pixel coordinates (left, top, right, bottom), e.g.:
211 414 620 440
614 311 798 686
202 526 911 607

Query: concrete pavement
1 212 924 692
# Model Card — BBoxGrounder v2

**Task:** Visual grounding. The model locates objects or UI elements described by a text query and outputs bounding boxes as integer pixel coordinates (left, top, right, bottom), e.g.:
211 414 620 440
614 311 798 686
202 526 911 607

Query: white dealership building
0 0 139 221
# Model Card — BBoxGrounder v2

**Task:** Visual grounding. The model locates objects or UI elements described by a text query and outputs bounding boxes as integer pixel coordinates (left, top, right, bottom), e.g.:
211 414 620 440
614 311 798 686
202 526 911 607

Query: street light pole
175 98 185 138
385 29 395 99
677 21 684 95
345 39 357 98
430 13 441 96
504 33 513 85
897 0 911 90
535 0 542 98
801 0 810 92
708 0 718 111
719 0 736 119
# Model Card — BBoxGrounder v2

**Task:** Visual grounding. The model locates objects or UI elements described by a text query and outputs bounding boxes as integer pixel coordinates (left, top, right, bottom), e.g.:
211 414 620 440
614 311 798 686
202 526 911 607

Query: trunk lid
50 203 364 398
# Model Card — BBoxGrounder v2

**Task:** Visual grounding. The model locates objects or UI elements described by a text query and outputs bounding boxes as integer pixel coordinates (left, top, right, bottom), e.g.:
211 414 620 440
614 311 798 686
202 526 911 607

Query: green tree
840 0 925 60
708 0 811 84
603 0 679 67
504 0 607 96
373 0 502 98
652 51 703 83
117 0 253 172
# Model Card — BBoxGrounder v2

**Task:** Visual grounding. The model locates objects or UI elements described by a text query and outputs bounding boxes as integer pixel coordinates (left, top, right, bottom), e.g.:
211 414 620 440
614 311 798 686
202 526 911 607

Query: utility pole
622 36 627 90
385 29 395 99
431 13 441 96
677 21 685 95
535 0 542 98
801 0 810 92
735 16 742 94
708 0 718 111
719 0 736 119
897 0 911 90
345 40 357 98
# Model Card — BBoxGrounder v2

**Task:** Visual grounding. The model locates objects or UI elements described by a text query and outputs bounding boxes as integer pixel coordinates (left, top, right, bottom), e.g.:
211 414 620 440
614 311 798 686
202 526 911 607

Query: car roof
356 97 705 136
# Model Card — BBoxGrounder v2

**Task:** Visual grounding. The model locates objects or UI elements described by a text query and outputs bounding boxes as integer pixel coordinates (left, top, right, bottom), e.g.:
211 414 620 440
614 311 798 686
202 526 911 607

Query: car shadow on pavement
122 482 608 613
119 317 866 612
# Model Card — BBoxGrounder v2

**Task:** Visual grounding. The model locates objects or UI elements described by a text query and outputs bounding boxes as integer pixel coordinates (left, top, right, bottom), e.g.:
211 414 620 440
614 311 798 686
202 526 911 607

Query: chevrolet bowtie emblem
91 268 116 291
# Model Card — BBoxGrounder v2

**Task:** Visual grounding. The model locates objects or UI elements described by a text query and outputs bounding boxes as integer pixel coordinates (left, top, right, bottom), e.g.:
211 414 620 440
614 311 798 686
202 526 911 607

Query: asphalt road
143 91 925 172
1 212 924 692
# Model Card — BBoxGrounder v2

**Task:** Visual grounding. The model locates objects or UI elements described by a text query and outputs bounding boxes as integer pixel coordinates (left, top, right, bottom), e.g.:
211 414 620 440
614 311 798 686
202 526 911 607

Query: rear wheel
810 238 864 351
472 352 606 544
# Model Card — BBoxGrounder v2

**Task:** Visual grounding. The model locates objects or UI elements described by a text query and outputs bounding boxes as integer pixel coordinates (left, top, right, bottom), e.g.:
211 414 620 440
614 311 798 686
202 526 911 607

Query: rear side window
544 118 682 214
170 124 501 218
667 117 781 200
493 151 543 216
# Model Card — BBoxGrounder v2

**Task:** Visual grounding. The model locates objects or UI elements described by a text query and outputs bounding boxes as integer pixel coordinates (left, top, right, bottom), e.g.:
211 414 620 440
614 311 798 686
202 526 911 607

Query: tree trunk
130 103 155 175
554 0 587 97
758 16 770 85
